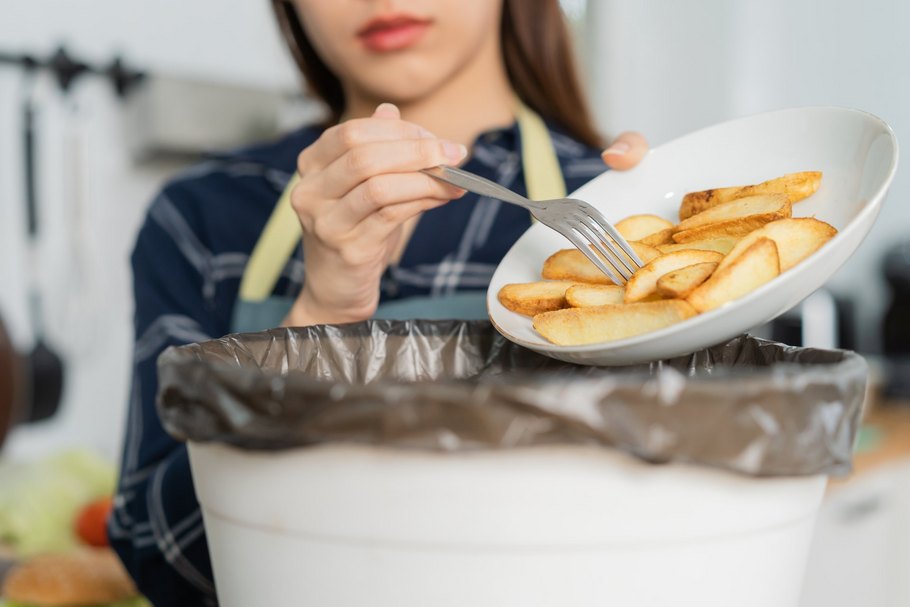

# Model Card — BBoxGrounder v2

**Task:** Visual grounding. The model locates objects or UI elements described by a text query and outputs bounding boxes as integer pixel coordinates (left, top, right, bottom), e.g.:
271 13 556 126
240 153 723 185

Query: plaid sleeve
108 188 224 607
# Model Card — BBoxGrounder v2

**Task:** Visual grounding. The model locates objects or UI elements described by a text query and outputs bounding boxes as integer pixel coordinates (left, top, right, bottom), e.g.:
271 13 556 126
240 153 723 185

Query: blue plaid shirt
110 121 607 605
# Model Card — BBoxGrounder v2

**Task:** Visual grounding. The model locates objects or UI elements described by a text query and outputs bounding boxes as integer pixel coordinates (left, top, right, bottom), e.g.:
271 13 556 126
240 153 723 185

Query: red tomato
75 496 114 547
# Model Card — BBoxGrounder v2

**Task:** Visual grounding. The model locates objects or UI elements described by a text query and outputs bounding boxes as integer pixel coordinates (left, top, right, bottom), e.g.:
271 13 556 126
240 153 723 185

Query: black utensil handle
23 96 38 237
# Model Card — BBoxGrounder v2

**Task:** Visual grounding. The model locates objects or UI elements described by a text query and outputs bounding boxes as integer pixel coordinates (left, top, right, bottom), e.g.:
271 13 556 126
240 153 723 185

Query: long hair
271 0 603 148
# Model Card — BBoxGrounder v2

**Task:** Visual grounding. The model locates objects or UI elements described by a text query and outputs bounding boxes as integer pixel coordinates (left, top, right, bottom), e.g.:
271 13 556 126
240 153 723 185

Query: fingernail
603 141 630 156
375 102 399 116
442 141 467 162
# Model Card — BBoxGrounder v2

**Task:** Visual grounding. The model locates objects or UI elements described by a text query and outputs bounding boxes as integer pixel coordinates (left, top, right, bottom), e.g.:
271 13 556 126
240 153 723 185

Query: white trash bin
189 441 827 607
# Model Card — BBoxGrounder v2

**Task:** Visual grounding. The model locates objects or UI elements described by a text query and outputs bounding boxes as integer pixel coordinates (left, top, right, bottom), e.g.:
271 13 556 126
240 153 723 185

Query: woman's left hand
601 131 649 171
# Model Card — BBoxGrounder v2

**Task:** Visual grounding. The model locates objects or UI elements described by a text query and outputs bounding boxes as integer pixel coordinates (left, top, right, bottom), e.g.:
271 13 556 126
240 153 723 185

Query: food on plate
542 249 613 284
1 547 147 607
656 262 719 299
623 250 724 303
497 171 835 346
679 171 822 220
541 242 660 284
716 217 837 273
656 237 740 255
687 238 780 312
565 284 625 307
615 214 674 241
624 241 662 264
497 281 576 316
533 300 697 346
638 228 675 246
672 194 792 243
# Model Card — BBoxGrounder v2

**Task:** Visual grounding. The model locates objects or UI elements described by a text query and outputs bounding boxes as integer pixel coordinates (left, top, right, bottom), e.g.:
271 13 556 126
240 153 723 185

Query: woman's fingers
334 173 464 229
372 102 400 119
319 137 467 198
601 131 649 171
300 104 434 172
353 197 451 246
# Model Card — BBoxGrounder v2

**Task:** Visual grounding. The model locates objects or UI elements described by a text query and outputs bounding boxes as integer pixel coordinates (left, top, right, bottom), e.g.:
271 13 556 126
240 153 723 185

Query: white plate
487 107 899 365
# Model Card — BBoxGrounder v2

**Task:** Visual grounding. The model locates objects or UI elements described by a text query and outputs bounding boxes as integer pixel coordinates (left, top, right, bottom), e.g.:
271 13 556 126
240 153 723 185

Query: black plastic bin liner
157 320 867 477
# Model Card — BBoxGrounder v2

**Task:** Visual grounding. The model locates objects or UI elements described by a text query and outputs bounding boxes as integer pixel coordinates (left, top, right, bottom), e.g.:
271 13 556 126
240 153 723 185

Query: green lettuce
0 449 115 555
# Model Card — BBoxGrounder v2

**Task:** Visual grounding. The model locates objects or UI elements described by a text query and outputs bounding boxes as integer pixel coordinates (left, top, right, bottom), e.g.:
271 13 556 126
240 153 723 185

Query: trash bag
157 320 866 477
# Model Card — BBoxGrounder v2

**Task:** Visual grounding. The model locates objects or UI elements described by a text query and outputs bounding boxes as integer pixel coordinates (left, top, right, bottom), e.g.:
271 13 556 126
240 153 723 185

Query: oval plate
487 107 898 365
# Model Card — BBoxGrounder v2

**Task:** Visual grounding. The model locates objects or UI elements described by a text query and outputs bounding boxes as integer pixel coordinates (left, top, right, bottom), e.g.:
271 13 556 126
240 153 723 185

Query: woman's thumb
373 103 400 119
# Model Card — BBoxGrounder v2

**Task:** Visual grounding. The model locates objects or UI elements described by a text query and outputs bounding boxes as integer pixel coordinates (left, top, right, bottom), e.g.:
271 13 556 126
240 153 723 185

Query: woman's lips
357 15 432 52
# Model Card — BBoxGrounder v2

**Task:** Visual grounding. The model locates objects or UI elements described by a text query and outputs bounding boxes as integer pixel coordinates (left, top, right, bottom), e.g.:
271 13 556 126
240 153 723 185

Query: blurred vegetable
0 450 115 555
75 496 113 547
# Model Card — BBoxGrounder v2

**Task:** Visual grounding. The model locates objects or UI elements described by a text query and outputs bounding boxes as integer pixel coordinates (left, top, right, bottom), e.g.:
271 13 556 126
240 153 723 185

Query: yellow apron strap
515 100 567 200
239 101 566 303
238 173 301 301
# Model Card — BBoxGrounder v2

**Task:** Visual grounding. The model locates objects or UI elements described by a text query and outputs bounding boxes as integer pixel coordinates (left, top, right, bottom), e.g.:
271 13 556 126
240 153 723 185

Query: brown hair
271 0 603 148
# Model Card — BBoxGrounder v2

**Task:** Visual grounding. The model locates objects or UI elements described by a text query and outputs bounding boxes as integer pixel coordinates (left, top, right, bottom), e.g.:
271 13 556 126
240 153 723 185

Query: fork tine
576 214 639 277
573 221 634 281
580 206 644 268
563 230 625 284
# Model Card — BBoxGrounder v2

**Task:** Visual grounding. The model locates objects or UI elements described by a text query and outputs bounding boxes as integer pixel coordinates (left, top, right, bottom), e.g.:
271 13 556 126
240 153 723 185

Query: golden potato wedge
679 171 822 220
533 300 697 346
542 242 661 284
672 194 791 243
498 281 577 316
542 249 614 284
624 249 725 303
638 227 675 247
716 217 838 273
657 237 740 255
656 262 718 299
687 238 780 312
565 284 625 307
627 241 662 264
615 214 675 242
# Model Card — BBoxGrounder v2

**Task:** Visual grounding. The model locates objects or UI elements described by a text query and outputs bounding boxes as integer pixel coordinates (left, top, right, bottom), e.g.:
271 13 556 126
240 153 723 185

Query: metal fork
422 165 643 283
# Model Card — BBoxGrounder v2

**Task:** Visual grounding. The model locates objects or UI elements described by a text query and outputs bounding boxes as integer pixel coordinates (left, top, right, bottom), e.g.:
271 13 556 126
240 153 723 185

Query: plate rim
486 105 900 355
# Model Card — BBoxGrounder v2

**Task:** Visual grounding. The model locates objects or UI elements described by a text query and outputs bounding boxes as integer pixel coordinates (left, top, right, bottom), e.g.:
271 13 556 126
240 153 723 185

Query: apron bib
231 102 567 333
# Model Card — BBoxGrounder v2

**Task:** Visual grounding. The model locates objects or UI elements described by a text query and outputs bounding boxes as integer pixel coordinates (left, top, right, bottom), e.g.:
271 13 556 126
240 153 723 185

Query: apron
231 102 567 333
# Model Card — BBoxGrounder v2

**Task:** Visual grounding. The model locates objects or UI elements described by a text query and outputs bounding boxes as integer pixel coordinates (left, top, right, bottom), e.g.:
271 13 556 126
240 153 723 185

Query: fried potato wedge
638 228 675 247
628 241 662 264
542 242 661 284
624 249 725 303
497 281 576 316
542 249 614 284
657 237 740 255
672 194 791 243
656 262 718 299
565 284 625 307
716 217 838 273
615 214 675 242
679 171 822 220
687 238 780 312
533 300 698 346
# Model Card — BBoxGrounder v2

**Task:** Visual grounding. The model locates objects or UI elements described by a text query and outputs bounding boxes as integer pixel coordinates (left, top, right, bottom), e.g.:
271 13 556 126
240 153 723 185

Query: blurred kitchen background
0 1 908 605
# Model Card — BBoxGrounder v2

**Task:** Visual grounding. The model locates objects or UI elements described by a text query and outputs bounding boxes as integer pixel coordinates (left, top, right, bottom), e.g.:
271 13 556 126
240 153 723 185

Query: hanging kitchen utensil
21 71 64 422
57 95 102 355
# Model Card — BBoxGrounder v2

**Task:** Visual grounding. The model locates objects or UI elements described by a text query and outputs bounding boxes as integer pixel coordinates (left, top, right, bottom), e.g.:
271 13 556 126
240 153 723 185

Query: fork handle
422 165 539 210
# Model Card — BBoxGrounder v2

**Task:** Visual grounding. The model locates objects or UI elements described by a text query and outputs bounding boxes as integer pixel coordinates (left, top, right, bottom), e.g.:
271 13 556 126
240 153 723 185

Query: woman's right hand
283 103 467 327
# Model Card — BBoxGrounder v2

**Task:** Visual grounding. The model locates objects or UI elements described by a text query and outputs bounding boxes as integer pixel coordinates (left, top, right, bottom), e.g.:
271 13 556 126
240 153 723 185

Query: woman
110 0 648 604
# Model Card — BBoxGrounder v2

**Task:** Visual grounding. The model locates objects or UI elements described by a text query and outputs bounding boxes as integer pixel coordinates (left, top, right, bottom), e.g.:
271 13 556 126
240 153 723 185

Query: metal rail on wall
0 46 145 96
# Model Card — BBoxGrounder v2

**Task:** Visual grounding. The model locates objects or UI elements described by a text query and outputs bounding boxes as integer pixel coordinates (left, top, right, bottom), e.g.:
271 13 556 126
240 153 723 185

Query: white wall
0 0 299 460
587 0 910 351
